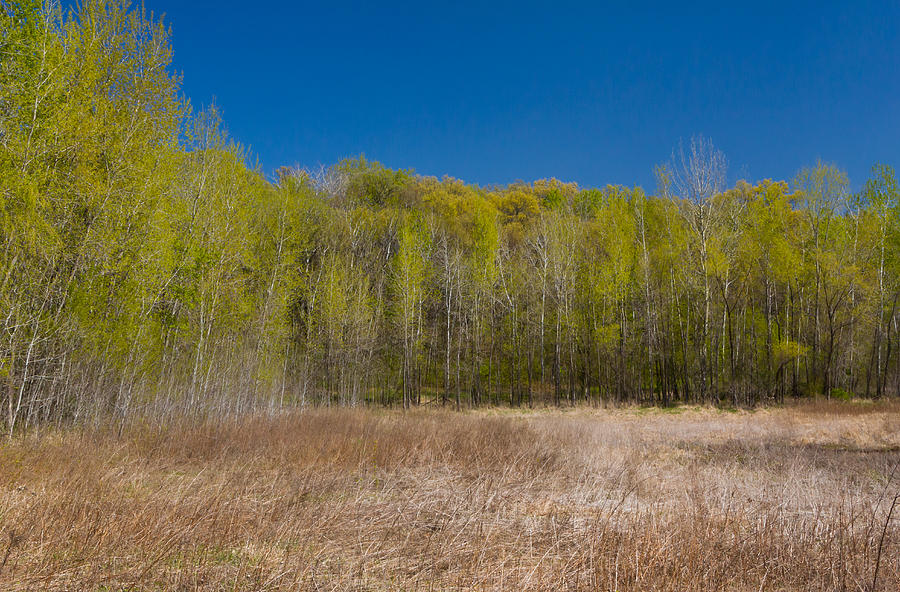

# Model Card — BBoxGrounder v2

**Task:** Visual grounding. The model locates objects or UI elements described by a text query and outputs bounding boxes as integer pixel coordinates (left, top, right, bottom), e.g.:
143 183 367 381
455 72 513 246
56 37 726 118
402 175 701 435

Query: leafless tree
668 135 728 399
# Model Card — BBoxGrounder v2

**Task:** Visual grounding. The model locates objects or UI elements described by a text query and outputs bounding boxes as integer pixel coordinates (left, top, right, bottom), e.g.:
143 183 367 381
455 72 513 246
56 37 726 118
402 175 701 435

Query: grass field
1 402 898 591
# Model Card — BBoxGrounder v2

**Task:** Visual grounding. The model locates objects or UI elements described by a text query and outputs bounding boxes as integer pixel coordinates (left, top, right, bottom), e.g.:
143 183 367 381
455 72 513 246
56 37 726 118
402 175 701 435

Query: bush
830 387 854 401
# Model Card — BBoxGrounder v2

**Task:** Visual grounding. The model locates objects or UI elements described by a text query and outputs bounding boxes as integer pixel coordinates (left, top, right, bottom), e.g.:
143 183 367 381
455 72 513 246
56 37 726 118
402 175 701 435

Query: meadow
1 401 897 591
4 3 900 590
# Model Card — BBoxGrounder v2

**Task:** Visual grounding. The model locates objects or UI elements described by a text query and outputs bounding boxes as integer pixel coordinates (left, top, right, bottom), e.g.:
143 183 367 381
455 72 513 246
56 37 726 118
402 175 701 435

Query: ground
0 402 898 591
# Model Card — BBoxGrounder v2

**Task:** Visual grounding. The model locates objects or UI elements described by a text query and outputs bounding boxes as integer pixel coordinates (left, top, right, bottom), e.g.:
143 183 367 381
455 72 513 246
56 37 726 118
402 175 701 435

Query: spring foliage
2 2 899 430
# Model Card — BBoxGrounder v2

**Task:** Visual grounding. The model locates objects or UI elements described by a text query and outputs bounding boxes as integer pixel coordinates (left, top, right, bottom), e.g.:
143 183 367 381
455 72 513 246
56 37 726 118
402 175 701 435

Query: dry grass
1 402 898 591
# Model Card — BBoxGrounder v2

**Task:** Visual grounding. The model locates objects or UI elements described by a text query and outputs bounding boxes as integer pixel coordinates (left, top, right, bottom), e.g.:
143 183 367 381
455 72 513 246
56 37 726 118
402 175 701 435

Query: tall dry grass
0 403 898 590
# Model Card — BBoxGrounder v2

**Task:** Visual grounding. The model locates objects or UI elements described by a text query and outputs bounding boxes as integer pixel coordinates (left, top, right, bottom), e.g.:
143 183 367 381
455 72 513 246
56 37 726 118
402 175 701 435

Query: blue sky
139 0 898 191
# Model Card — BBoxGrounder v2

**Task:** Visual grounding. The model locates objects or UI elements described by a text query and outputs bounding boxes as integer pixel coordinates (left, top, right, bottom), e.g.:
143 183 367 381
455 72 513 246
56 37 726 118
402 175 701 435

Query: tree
861 165 899 397
393 214 430 408
666 136 728 400
793 161 849 395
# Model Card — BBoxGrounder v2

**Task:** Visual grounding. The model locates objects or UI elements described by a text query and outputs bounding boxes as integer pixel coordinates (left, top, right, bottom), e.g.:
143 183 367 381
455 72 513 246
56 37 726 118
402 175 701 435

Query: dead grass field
1 401 898 591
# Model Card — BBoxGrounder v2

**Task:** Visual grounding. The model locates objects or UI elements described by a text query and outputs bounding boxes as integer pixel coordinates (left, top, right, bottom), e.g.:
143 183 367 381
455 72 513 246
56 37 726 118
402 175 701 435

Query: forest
3 1 900 433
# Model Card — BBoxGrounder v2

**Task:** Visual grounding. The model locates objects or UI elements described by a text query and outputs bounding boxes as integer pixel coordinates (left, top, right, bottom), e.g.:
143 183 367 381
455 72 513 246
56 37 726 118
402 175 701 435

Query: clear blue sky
140 0 898 191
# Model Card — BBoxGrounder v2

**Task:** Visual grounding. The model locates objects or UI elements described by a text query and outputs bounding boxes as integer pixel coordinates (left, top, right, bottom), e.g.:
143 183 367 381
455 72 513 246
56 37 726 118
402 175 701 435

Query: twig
0 530 19 577
871 491 899 592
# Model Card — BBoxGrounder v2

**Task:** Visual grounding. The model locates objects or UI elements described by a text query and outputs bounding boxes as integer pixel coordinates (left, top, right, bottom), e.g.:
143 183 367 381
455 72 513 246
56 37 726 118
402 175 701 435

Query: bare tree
280 163 348 201
668 135 728 399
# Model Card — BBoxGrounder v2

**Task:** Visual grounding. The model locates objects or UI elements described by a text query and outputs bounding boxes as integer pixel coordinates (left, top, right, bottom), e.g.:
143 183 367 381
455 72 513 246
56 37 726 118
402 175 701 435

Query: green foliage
830 387 854 401
1 1 899 431
496 189 539 244
773 340 807 368
340 156 414 207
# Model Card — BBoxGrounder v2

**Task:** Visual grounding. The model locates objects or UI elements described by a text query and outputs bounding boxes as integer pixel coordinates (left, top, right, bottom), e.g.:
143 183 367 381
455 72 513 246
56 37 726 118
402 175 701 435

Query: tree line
2 1 899 431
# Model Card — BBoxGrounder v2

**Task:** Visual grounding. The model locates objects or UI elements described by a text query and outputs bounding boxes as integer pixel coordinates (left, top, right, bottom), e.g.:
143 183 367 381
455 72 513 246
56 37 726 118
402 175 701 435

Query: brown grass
1 402 898 591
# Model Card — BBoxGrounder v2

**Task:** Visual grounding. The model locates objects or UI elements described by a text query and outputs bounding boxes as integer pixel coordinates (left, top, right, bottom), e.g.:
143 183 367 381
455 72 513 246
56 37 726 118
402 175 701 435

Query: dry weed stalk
0 403 897 590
